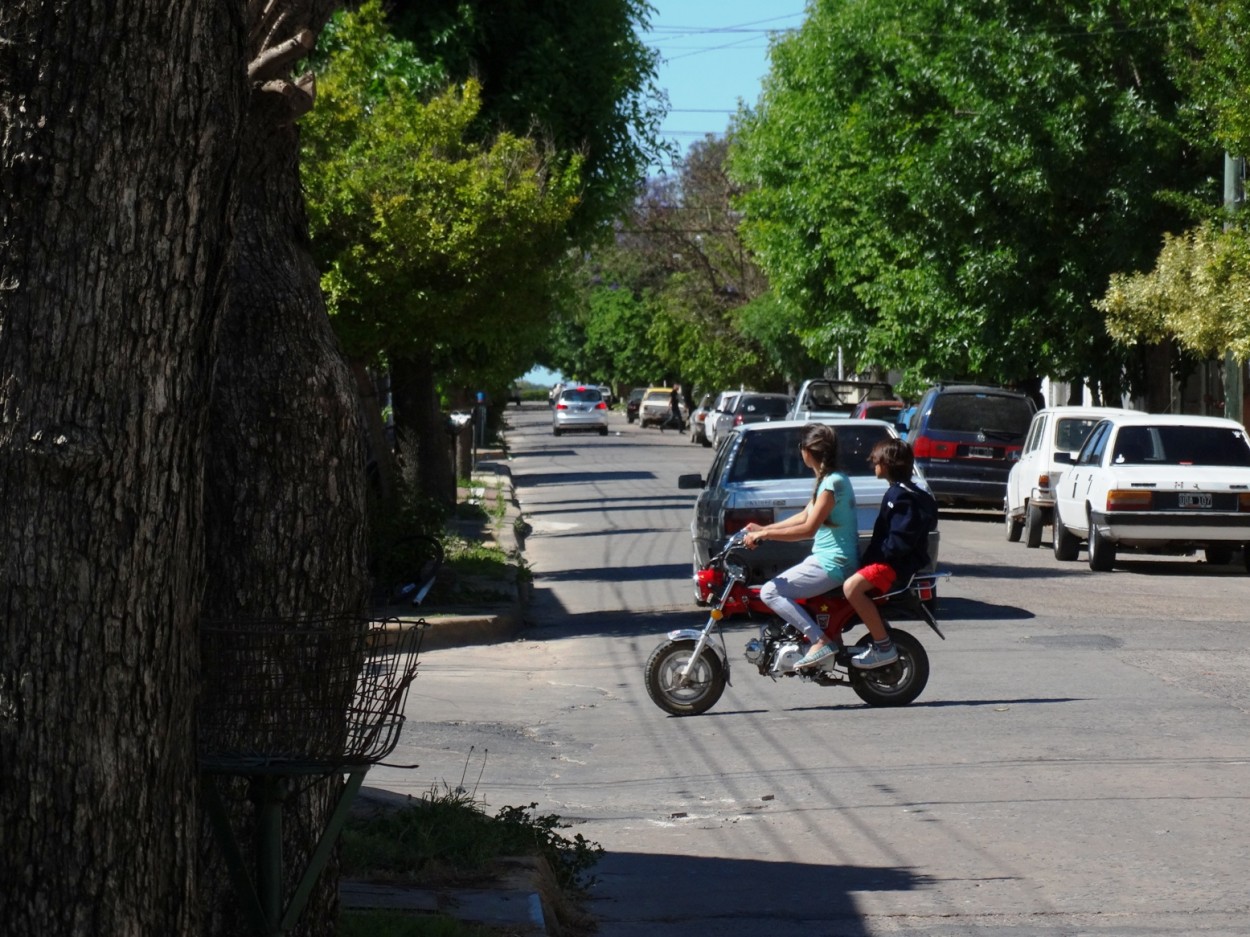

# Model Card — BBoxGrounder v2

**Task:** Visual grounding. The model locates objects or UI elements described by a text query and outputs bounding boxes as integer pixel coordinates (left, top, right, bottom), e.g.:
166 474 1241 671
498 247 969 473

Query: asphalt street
371 404 1250 936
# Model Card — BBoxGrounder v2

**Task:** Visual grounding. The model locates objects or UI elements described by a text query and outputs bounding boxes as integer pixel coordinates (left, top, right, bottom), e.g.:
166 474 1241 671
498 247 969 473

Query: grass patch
342 786 603 893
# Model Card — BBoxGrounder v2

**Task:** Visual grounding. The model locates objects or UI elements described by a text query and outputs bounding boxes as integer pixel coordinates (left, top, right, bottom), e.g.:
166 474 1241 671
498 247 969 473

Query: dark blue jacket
860 480 938 585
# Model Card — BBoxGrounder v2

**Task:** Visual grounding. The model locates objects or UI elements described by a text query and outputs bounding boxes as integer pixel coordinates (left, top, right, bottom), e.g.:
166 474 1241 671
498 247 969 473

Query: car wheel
1005 503 1023 542
1024 502 1044 549
552 427 561 437
599 426 608 436
1087 520 1116 571
1052 509 1080 561
1205 545 1233 565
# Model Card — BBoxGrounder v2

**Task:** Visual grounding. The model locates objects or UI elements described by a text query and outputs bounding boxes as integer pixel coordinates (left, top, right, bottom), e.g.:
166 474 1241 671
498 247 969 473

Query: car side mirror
677 473 705 490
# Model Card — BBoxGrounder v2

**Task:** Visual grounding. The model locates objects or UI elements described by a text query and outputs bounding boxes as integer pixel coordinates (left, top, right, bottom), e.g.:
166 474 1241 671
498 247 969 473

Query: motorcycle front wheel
644 639 726 716
849 629 929 707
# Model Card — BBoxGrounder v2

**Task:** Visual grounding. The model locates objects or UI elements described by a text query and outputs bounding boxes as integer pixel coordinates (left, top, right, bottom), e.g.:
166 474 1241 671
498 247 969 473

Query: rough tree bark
391 352 456 505
197 3 368 936
0 3 242 936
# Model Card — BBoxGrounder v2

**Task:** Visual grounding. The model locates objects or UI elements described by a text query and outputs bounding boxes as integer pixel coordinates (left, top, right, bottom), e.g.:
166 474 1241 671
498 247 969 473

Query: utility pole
1224 152 1245 424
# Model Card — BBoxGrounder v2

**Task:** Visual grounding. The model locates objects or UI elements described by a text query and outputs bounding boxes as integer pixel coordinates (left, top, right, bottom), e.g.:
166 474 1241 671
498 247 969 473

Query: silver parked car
552 385 609 436
709 391 792 442
678 419 941 593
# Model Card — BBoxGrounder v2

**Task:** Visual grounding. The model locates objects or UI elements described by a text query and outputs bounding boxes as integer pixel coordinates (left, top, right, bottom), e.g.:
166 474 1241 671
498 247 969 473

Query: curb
373 453 528 653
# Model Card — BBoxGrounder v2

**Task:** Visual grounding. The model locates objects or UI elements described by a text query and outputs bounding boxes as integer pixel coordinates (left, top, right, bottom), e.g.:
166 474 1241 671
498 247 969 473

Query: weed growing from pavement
341 784 604 893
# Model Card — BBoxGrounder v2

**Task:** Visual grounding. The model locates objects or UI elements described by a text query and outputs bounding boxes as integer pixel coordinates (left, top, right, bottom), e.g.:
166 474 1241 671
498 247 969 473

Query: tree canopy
381 0 670 243
1095 1 1250 361
545 135 819 393
302 1 582 391
729 0 1216 395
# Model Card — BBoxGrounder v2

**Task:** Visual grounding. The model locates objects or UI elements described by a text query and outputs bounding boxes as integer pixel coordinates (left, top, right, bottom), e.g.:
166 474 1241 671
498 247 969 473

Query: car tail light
595 401 607 410
724 508 773 534
1239 493 1250 512
734 414 744 425
1106 489 1153 511
555 403 568 410
1037 473 1051 489
912 435 955 459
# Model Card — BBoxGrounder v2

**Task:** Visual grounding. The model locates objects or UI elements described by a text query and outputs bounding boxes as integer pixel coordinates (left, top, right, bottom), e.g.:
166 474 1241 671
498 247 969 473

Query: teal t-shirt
811 472 858 578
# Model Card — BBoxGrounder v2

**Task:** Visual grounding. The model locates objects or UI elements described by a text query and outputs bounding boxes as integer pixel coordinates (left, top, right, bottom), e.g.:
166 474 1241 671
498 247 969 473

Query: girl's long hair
801 423 840 505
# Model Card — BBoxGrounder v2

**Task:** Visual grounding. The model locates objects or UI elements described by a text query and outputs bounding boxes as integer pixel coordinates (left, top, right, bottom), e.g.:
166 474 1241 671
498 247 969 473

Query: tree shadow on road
590 851 944 937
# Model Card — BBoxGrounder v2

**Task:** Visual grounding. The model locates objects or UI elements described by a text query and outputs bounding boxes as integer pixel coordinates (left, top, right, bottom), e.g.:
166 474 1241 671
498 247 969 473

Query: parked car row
1005 408 1250 572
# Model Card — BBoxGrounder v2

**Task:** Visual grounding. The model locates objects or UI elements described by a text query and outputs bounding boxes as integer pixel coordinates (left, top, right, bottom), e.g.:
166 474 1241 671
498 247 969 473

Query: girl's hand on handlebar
743 527 765 550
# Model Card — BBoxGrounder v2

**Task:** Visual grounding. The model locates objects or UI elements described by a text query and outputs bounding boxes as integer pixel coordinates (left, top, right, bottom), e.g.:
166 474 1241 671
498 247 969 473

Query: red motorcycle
645 530 946 715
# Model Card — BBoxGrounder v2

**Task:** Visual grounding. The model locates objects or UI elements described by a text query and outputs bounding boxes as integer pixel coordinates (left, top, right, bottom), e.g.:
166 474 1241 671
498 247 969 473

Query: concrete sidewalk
344 451 559 934
376 451 529 652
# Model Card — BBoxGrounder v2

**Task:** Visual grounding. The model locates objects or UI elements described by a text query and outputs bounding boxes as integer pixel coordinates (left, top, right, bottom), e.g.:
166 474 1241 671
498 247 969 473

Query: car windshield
1112 425 1250 466
561 388 602 403
725 424 892 483
927 393 1032 437
643 391 669 404
802 380 893 410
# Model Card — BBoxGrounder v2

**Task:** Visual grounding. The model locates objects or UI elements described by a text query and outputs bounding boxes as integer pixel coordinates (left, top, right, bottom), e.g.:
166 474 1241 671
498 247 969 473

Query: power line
648 13 806 37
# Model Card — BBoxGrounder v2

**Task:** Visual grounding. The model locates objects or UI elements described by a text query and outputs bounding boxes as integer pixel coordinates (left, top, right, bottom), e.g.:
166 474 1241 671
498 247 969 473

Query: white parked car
1006 405 1133 548
705 390 741 448
1052 413 1250 571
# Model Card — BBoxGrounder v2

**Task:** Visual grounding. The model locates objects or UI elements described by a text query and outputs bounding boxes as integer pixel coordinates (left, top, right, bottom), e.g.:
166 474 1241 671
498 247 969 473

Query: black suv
905 384 1036 507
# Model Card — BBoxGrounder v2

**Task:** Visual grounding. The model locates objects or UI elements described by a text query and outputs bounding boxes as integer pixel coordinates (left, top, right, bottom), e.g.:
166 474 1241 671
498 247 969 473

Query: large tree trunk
391 352 456 505
0 3 242 935
197 5 367 937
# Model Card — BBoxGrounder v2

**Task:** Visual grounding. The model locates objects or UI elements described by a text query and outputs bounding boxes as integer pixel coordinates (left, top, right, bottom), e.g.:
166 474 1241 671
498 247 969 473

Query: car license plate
1178 493 1213 509
968 446 994 459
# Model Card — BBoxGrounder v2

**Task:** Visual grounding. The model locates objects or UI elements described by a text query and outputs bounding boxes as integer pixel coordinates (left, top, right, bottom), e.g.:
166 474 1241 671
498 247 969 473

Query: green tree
731 0 1215 398
384 0 670 242
555 136 815 394
1096 1 1250 374
302 2 581 503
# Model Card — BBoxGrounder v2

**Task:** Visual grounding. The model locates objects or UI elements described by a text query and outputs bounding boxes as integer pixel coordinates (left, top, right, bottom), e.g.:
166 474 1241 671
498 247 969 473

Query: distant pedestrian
663 384 685 432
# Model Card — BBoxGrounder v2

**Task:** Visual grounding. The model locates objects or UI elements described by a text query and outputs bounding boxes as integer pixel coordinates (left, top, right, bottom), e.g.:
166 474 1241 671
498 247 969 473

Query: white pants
759 555 845 644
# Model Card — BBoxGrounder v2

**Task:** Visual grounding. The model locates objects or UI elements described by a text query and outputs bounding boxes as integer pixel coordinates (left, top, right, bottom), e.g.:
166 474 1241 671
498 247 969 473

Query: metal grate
197 616 426 774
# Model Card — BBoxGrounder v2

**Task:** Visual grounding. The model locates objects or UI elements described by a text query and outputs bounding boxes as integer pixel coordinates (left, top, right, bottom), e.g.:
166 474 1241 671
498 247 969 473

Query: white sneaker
851 644 898 669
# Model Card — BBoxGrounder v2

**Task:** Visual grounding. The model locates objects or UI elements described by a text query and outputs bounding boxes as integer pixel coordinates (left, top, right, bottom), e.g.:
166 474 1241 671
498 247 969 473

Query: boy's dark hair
870 438 914 482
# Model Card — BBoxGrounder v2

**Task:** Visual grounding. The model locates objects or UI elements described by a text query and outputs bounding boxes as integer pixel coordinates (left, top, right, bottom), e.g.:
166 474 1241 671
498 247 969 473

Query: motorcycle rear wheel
849 629 929 707
644 639 726 716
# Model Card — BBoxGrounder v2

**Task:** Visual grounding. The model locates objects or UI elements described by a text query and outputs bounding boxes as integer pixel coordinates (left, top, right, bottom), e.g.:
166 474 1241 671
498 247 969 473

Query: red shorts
856 562 897 593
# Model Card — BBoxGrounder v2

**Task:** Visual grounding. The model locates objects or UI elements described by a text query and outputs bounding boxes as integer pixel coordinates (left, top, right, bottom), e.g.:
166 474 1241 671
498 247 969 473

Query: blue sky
523 2 808 386
645 2 807 170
